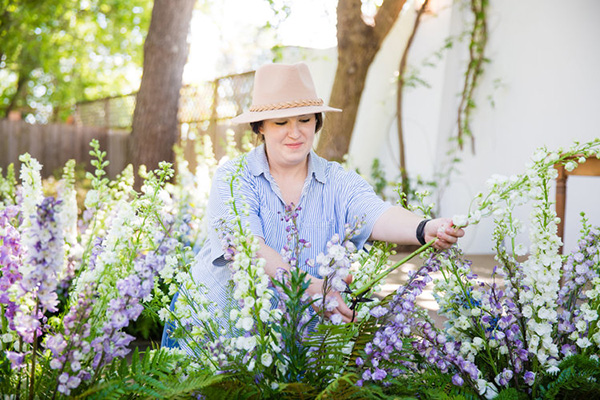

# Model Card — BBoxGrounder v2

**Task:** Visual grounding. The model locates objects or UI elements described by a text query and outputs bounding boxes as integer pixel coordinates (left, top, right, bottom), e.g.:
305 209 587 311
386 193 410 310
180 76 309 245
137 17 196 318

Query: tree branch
373 0 407 44
397 0 428 195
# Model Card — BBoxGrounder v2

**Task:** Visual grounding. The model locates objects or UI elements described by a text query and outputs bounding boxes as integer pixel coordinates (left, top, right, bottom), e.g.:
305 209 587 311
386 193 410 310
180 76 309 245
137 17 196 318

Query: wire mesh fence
0 72 257 177
73 71 255 160
75 95 137 129
73 71 255 132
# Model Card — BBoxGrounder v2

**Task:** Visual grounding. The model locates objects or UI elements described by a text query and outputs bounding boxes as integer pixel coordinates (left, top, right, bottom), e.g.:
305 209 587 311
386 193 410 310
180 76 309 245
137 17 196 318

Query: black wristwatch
416 219 431 245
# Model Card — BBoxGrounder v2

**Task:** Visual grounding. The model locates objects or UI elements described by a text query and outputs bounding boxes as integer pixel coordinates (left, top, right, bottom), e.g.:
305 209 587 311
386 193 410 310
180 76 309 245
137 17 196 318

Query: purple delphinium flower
5 197 66 345
494 368 514 387
556 230 599 346
216 220 238 261
311 217 364 324
0 206 24 331
411 319 480 383
90 250 164 369
523 371 536 385
357 249 446 384
45 283 95 394
6 351 25 370
452 374 464 386
278 204 309 269
20 197 65 313
270 205 315 340
433 245 540 389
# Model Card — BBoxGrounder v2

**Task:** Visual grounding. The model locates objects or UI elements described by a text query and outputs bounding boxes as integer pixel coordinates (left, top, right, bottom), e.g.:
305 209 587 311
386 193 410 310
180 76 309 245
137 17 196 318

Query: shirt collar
247 144 327 184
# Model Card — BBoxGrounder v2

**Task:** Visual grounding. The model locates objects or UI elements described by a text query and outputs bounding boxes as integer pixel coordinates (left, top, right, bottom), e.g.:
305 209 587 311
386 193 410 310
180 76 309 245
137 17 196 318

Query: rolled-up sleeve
337 169 392 250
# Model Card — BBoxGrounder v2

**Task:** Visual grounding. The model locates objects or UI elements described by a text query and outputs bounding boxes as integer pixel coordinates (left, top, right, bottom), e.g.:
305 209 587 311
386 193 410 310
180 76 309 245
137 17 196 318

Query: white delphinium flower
452 214 468 227
564 160 578 172
57 179 79 250
261 352 273 367
576 337 592 349
518 170 562 364
477 378 499 400
18 153 43 223
75 199 136 291
580 303 598 323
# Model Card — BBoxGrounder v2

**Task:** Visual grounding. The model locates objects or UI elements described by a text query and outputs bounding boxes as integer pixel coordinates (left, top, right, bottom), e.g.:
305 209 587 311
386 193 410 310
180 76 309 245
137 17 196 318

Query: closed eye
275 121 287 126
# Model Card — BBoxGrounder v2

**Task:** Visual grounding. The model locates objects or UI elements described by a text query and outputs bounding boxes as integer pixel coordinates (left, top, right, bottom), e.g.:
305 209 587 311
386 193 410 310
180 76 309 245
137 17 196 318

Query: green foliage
271 267 319 382
383 369 480 400
74 347 221 399
0 351 13 396
370 158 388 200
0 163 17 206
349 292 394 365
495 387 530 400
537 355 600 400
315 373 363 400
125 308 164 341
0 0 152 122
303 322 359 388
366 157 438 217
198 377 264 400
456 0 489 151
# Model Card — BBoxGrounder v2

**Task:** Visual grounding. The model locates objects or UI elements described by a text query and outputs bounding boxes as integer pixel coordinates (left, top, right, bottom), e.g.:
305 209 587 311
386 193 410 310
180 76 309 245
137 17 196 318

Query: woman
164 63 464 347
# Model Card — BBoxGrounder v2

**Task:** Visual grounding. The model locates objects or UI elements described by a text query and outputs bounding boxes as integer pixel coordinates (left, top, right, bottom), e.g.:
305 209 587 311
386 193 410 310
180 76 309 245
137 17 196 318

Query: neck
268 156 309 181
266 153 309 206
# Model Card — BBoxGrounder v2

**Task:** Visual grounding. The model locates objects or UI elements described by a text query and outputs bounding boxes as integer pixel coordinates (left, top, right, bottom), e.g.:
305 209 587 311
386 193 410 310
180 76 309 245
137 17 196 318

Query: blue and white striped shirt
190 144 391 313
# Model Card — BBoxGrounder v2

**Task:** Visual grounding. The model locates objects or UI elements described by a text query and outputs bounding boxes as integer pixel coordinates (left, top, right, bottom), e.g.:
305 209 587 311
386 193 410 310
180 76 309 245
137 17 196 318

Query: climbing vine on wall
457 0 489 152
392 0 490 209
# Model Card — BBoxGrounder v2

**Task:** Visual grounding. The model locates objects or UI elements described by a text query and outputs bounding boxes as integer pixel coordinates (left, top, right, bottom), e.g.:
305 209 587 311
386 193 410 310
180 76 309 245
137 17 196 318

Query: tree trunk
3 68 30 118
316 0 407 162
130 0 196 175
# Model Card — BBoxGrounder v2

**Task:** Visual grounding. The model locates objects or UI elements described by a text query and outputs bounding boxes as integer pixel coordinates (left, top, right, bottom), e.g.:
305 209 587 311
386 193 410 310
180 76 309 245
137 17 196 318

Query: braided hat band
231 63 341 124
249 98 324 112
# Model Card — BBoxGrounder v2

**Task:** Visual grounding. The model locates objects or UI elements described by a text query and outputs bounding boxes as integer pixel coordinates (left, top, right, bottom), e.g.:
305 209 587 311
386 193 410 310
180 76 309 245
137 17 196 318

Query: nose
288 120 301 138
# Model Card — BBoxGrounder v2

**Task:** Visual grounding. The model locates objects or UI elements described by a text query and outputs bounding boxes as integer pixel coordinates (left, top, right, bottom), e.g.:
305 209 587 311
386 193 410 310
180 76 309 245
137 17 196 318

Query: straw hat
231 62 341 124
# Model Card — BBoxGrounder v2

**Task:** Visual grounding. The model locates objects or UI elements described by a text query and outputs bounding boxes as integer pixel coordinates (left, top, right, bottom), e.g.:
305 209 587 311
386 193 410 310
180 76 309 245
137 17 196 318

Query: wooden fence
0 119 129 178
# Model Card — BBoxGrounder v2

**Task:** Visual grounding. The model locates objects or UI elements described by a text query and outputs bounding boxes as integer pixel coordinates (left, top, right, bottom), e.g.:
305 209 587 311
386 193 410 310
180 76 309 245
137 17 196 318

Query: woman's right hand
307 276 354 323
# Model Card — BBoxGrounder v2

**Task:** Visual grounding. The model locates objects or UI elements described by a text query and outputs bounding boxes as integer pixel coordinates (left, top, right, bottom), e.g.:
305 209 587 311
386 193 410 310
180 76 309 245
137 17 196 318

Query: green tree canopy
0 0 152 122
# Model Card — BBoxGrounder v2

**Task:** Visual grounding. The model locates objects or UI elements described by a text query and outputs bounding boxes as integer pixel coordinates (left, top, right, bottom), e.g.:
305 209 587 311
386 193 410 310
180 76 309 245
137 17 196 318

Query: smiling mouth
286 143 303 148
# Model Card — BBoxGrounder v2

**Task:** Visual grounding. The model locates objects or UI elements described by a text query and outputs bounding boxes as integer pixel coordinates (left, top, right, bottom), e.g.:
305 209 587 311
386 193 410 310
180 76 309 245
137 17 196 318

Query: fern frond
276 382 319 399
72 347 217 399
537 354 600 399
304 323 358 385
198 375 261 400
315 373 361 400
349 292 394 364
494 387 530 400
383 369 479 400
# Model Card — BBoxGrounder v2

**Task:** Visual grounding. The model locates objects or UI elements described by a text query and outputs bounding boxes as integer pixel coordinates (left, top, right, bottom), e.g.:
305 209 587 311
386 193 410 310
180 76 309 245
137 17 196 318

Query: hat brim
230 105 342 124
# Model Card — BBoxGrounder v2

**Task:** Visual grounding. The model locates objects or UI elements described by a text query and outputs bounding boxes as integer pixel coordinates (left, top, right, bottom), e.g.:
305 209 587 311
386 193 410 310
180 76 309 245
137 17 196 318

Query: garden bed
1 138 600 399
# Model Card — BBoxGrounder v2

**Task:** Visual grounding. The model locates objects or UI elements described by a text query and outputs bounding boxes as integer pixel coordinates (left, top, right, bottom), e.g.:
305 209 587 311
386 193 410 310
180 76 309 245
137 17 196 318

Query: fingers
344 273 353 285
430 220 465 250
307 276 355 323
316 292 354 324
323 291 354 323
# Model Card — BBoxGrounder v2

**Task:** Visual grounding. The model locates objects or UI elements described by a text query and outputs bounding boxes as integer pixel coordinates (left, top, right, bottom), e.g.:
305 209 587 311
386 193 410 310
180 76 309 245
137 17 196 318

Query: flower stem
352 240 435 299
28 302 40 400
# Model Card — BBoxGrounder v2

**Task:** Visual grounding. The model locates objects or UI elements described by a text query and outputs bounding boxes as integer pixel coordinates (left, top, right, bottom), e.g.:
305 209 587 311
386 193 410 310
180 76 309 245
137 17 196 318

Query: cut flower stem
352 240 436 300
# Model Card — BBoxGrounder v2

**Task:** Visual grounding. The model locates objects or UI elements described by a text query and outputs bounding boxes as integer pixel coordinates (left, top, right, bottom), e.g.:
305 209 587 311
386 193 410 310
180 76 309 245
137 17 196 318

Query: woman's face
259 114 317 170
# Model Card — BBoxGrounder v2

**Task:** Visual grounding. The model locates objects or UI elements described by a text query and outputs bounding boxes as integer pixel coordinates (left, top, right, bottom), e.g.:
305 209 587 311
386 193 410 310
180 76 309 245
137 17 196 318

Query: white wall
280 0 600 254
348 0 600 254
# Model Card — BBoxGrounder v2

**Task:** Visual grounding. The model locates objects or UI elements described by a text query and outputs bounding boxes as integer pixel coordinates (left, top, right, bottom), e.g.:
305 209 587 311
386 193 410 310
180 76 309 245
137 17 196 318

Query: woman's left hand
424 218 465 250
